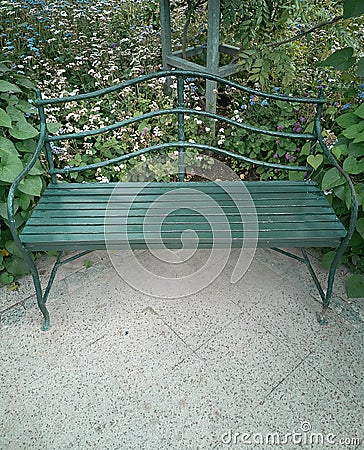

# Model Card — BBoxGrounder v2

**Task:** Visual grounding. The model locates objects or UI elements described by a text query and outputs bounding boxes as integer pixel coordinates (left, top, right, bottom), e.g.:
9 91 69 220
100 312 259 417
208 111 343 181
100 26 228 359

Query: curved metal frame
6 70 358 330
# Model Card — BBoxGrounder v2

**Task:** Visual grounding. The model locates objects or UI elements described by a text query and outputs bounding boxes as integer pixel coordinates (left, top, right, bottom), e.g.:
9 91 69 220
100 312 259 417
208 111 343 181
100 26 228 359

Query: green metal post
159 0 172 70
206 0 220 116
177 75 185 181
159 0 173 94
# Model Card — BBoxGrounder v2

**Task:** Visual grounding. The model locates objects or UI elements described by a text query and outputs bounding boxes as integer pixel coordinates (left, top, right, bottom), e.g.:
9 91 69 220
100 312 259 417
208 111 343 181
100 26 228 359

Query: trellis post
159 0 239 115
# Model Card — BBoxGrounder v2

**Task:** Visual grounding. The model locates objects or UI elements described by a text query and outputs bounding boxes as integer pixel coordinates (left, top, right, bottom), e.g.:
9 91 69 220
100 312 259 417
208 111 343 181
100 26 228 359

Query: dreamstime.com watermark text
221 422 360 446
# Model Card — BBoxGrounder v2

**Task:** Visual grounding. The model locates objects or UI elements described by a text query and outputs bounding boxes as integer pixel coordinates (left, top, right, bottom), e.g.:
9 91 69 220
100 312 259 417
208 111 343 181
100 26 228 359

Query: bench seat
21 180 346 251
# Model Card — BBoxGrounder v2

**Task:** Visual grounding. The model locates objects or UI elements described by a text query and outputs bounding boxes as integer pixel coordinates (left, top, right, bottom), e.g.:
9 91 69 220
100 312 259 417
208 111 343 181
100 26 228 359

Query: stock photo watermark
220 422 360 446
105 153 258 298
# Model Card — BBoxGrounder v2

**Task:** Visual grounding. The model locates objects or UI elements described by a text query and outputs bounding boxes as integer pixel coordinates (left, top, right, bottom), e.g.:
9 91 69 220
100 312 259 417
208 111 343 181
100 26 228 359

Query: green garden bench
7 71 358 330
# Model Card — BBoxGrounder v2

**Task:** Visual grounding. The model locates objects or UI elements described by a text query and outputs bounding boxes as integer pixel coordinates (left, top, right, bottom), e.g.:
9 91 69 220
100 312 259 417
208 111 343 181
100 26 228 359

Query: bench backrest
34 70 328 183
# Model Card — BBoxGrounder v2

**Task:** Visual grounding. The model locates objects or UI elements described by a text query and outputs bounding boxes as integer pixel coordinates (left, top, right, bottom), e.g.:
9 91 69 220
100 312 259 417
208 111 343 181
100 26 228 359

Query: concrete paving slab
249 359 363 450
0 248 363 450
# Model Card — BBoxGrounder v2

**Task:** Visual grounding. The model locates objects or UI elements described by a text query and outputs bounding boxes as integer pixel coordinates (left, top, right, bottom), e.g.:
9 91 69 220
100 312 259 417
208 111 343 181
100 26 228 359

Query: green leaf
346 274 364 298
348 142 364 157
4 255 30 276
0 108 12 127
333 184 346 201
322 251 338 269
355 183 364 206
47 122 63 134
332 144 346 159
356 217 364 239
0 272 15 285
288 171 304 181
354 103 364 119
336 112 359 128
18 193 31 210
15 139 37 153
18 175 42 196
0 153 23 183
0 80 22 93
300 142 311 155
321 167 346 190
307 154 323 170
0 198 19 219
0 136 18 155
13 75 35 90
358 57 364 78
353 132 364 144
5 240 23 259
0 62 11 74
343 0 364 18
342 123 363 139
9 118 38 140
6 105 24 122
343 156 364 174
319 47 356 71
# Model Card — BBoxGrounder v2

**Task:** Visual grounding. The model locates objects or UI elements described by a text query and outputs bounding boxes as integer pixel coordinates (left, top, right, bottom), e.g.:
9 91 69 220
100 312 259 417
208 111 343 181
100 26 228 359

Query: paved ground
0 248 363 449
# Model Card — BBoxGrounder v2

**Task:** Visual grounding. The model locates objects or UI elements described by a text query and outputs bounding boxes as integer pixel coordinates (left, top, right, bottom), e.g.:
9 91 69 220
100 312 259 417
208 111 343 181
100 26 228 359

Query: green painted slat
21 220 345 235
26 213 341 226
22 238 343 252
47 180 320 189
28 205 336 219
43 185 322 196
34 198 330 210
39 193 324 204
21 236 344 251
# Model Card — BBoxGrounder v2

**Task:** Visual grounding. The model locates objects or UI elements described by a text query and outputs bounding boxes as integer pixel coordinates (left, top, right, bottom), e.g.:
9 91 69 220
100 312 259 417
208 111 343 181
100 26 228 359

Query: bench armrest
7 120 46 242
315 111 358 244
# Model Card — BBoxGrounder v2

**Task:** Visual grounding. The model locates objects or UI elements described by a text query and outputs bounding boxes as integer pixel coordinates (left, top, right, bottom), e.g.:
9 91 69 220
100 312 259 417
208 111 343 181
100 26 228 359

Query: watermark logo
221 422 360 446
104 153 258 298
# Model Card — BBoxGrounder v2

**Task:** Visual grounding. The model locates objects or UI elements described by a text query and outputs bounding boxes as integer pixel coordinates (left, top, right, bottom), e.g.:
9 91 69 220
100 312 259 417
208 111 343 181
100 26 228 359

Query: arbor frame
159 0 239 113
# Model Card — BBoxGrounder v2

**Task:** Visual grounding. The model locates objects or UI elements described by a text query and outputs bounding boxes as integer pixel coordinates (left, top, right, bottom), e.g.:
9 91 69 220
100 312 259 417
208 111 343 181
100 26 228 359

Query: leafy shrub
319 100 364 296
0 61 44 284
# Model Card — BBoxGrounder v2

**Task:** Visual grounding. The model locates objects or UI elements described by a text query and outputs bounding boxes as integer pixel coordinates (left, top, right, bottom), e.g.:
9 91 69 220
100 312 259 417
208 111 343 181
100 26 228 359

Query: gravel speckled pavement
0 248 363 449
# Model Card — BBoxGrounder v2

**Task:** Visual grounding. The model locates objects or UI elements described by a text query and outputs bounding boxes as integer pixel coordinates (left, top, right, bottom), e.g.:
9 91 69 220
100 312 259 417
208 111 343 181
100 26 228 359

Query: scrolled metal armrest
7 123 46 240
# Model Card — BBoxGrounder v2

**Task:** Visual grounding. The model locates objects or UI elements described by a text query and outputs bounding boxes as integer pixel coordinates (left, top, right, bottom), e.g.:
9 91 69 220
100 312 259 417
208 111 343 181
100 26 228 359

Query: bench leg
19 250 51 331
32 271 50 331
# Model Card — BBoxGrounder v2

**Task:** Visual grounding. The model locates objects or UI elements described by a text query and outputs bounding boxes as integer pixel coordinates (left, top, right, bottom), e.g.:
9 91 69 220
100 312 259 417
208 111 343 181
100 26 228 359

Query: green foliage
346 274 364 297
0 61 44 284
317 101 364 296
343 0 364 19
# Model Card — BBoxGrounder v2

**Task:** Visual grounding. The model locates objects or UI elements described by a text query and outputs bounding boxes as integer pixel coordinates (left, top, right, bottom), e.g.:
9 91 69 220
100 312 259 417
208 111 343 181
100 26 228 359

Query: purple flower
277 125 284 131
299 117 306 123
293 122 302 132
141 127 149 138
273 153 279 158
285 152 290 160
290 155 296 162
296 147 301 152
275 139 280 144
